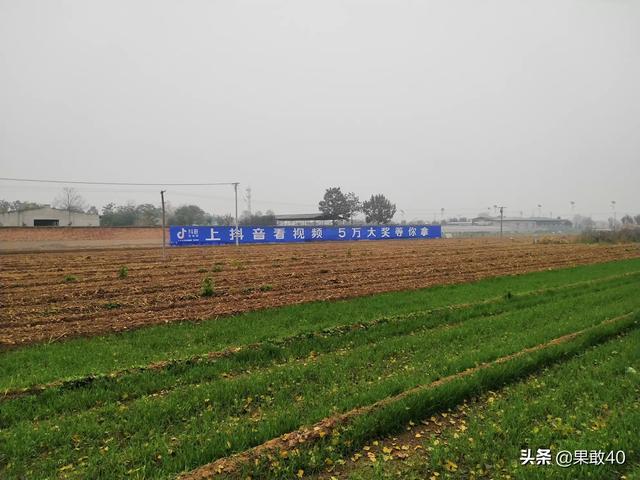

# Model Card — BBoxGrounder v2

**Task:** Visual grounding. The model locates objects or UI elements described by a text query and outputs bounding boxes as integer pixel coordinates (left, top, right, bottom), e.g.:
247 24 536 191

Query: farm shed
471 216 572 233
275 213 337 226
0 206 99 227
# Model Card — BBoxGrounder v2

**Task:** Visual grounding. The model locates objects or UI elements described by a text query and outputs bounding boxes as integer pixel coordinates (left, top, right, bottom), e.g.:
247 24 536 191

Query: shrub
118 266 129 279
63 275 77 283
259 284 274 292
212 264 224 273
231 259 244 270
200 277 215 297
537 236 570 245
577 228 640 244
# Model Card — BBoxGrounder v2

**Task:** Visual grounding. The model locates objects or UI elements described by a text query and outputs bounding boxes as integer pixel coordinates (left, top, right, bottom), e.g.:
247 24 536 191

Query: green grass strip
345 323 640 480
2 258 639 390
228 313 640 480
2 268 632 415
1 282 638 478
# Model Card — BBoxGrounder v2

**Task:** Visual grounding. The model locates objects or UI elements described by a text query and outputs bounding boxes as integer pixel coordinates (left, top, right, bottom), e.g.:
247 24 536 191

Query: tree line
4 186 640 228
0 187 398 226
101 204 276 226
318 187 397 224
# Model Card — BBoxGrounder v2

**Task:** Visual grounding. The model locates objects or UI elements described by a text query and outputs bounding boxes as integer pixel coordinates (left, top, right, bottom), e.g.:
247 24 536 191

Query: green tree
212 214 234 226
362 194 397 224
345 192 361 223
319 187 351 224
239 210 276 226
0 200 46 213
135 204 161 226
572 214 595 231
100 203 137 226
169 205 208 225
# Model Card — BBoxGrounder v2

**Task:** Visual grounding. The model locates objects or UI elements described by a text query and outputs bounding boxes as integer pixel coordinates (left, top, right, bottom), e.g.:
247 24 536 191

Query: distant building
275 213 338 226
471 216 572 233
0 206 100 227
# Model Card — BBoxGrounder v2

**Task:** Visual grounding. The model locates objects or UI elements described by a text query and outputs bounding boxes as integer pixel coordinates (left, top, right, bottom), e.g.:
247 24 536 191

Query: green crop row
2 259 640 391
342 326 640 480
1 269 634 429
1 271 638 478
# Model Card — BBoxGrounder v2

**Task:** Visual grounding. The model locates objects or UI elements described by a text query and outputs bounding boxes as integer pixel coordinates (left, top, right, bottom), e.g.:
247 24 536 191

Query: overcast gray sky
1 0 638 221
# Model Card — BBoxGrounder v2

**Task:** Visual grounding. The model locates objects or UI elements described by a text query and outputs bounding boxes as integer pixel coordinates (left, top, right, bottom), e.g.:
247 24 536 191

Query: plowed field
1 238 638 346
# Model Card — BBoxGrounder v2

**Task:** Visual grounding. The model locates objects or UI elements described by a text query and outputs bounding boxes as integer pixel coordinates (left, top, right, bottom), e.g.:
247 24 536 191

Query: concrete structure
275 213 337 226
471 216 572 233
0 206 100 227
442 223 501 237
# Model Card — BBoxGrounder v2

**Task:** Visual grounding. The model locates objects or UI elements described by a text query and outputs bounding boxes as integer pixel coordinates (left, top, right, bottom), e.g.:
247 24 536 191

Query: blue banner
170 225 442 246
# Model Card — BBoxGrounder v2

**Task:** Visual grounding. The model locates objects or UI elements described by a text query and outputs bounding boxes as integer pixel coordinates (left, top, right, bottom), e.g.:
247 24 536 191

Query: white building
471 216 572 233
274 213 338 226
0 206 100 227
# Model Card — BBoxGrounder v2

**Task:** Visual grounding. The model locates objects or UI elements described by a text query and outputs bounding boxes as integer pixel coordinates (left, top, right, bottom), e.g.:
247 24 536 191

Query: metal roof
473 216 571 224
274 213 336 221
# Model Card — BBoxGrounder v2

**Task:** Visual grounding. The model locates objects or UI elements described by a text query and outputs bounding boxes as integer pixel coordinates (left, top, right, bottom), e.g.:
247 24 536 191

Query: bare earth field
0 226 164 252
1 238 638 347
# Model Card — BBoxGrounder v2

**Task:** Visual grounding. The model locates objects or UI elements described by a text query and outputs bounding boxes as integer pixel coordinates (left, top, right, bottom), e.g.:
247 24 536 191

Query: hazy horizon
2 0 639 221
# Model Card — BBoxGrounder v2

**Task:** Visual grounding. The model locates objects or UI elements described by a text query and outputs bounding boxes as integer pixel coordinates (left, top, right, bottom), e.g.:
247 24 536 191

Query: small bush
118 266 129 279
537 236 570 245
104 301 122 310
63 275 77 283
212 264 224 273
197 267 208 273
259 284 274 292
577 228 640 244
200 277 215 297
242 287 255 295
231 259 244 270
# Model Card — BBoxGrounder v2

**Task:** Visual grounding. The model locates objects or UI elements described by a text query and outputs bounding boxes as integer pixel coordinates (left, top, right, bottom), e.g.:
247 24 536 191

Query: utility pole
611 200 617 231
233 182 239 246
244 186 252 217
160 190 166 260
499 206 505 239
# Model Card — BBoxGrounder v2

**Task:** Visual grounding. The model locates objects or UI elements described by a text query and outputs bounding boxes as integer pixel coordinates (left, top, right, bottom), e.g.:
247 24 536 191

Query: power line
0 177 236 186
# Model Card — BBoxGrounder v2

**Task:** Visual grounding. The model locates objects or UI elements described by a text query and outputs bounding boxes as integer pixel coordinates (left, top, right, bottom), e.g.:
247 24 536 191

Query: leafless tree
54 187 87 224
54 187 87 214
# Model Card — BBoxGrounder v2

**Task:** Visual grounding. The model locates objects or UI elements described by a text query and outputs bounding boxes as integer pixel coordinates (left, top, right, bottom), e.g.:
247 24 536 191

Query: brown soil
1 238 638 347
